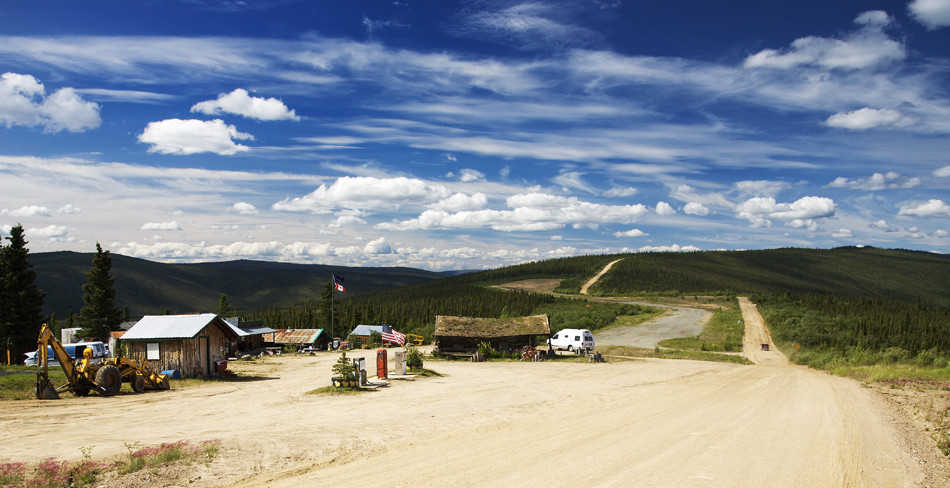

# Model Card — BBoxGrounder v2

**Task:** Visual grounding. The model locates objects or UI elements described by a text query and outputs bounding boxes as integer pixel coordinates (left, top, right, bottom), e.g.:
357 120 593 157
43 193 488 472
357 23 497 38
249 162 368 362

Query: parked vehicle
23 341 108 366
547 328 595 352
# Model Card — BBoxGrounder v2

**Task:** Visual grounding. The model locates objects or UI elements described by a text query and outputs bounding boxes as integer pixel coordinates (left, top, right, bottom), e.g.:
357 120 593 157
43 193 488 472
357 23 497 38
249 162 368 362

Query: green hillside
31 251 445 318
292 246 947 360
580 247 950 306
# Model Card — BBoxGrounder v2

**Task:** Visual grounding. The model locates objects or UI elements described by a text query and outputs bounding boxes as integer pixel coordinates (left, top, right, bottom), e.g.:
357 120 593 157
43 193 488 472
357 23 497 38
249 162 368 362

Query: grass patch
408 367 442 377
307 385 370 395
827 363 950 383
599 344 753 365
0 367 67 401
658 306 743 352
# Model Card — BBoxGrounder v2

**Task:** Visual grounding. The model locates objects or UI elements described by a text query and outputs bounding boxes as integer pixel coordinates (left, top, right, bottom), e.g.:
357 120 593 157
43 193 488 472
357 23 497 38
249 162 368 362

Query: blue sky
1 0 949 271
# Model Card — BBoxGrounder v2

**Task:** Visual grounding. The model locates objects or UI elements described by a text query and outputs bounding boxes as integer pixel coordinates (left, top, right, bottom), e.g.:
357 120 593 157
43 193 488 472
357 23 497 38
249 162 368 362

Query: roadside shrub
406 345 424 370
477 341 497 358
119 440 220 475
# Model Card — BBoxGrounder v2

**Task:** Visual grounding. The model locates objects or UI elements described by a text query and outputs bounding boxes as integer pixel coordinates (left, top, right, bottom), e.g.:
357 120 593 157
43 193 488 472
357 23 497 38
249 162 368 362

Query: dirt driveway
1 298 946 487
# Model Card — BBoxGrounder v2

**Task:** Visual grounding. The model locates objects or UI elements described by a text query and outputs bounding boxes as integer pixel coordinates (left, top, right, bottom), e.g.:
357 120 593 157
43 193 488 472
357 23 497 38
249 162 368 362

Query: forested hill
31 251 445 318
581 247 949 305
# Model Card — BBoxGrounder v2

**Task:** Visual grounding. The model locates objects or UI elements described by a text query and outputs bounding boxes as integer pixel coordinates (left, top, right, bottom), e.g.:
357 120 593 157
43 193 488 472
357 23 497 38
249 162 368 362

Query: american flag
381 325 406 346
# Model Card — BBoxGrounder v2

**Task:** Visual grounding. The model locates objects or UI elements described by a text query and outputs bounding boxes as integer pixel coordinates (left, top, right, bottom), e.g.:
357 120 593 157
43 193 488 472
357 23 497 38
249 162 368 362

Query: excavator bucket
36 375 59 400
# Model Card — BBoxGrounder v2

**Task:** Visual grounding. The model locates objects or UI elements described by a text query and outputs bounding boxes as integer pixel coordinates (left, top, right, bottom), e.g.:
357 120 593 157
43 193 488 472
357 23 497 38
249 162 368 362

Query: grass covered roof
434 314 550 338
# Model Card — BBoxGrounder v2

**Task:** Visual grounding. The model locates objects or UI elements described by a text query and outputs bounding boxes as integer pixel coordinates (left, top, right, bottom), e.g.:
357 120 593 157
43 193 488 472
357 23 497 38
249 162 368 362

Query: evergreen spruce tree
79 243 122 340
216 293 231 317
0 224 46 359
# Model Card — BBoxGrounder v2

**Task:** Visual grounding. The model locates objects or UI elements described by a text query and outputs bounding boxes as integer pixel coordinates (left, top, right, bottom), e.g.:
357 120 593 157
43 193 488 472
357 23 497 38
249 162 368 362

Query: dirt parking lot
1 300 947 487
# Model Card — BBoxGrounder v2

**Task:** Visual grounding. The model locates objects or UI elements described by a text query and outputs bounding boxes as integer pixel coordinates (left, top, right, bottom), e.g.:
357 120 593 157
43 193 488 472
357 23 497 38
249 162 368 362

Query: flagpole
330 274 334 342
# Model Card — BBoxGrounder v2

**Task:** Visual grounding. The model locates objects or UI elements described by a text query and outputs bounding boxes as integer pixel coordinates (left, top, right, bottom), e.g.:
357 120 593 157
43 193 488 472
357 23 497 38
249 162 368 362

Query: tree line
1 225 122 363
243 274 650 340
755 292 950 355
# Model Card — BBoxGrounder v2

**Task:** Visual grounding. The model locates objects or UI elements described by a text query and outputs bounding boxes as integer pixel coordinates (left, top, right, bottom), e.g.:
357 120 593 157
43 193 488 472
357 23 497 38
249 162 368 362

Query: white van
23 341 108 366
547 328 595 352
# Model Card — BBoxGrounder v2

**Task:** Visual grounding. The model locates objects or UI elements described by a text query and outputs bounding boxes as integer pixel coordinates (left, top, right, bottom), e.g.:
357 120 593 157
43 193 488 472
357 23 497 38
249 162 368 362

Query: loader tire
131 374 146 393
95 365 122 396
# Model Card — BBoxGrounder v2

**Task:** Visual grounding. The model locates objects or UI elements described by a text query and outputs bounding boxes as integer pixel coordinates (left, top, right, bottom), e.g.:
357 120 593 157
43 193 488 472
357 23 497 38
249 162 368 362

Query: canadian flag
334 283 345 292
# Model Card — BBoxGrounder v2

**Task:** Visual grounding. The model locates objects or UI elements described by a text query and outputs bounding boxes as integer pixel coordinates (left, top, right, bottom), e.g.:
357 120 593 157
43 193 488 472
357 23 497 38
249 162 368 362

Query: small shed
434 314 551 354
223 317 277 353
267 329 327 350
347 324 385 347
120 314 239 378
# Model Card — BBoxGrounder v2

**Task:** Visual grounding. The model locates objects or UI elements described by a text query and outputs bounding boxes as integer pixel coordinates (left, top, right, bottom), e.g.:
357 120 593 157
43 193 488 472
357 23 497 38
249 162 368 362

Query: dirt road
580 258 622 294
596 304 710 348
1 297 943 487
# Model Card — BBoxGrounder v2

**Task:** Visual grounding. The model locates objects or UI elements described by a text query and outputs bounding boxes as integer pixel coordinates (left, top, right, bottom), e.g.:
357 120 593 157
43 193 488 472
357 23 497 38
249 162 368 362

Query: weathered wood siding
436 334 540 354
124 323 233 378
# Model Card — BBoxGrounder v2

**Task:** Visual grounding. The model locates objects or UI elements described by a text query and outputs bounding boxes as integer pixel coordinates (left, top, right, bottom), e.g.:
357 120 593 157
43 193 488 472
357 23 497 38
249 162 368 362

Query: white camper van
547 328 595 352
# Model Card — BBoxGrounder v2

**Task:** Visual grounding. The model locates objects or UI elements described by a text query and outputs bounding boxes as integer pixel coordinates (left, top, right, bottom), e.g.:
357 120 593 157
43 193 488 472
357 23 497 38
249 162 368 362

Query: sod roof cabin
434 314 550 354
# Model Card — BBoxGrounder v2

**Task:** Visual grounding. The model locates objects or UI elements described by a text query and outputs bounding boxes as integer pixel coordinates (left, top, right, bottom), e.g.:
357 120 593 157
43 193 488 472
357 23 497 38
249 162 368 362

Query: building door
198 336 209 375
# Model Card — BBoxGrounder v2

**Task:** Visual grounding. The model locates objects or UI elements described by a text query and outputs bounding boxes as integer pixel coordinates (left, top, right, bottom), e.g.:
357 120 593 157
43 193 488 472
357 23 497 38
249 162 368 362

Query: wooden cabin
434 314 551 355
120 314 239 378
223 317 277 354
266 329 327 351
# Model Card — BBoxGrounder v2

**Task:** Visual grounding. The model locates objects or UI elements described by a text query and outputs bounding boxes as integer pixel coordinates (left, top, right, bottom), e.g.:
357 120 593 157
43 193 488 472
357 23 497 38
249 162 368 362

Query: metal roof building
268 329 325 344
349 324 385 337
121 314 239 378
123 313 230 340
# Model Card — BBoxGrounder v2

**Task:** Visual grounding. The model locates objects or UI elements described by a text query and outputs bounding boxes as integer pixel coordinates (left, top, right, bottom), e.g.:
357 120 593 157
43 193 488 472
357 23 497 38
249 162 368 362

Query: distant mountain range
31 251 446 318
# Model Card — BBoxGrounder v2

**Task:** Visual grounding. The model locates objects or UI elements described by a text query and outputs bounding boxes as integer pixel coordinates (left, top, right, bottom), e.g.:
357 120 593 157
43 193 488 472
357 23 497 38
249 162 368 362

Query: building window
146 342 160 360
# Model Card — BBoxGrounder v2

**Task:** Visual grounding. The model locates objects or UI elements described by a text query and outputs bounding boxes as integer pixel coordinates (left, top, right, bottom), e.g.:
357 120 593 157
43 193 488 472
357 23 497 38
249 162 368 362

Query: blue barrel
160 369 181 380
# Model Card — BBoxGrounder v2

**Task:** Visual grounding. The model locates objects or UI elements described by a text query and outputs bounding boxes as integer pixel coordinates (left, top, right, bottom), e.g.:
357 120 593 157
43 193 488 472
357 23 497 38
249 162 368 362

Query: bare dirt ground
1 297 947 487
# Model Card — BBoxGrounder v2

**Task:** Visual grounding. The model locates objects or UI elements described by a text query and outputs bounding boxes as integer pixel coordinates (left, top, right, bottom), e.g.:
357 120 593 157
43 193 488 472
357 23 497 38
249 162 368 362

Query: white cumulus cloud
378 192 649 232
27 225 70 239
272 176 450 214
735 196 835 228
0 72 100 132
870 220 899 232
614 228 647 237
934 165 950 178
683 202 710 216
191 88 299 121
744 11 904 70
831 228 854 238
140 220 182 231
139 118 254 155
824 108 911 130
655 201 676 216
898 199 950 217
430 192 488 212
230 202 259 214
2 205 51 217
909 0 950 29
364 237 393 254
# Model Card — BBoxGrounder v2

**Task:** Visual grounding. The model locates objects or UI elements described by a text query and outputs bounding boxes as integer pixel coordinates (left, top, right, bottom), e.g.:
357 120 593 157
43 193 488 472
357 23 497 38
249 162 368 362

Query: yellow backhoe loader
35 324 168 399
